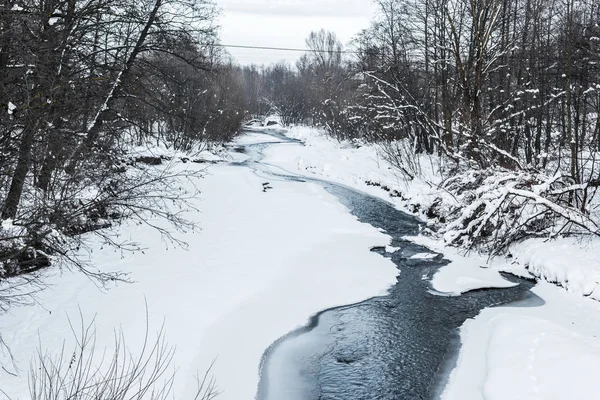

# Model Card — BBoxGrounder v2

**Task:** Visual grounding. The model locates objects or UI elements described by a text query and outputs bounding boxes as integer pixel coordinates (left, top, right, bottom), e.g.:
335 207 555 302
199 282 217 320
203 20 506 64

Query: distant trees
124 46 245 148
300 30 356 139
250 2 600 249
240 65 271 119
262 61 311 126
253 30 361 139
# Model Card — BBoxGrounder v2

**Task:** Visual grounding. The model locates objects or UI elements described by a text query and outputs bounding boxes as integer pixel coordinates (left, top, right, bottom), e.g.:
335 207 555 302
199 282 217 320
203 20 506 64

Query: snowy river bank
256 126 600 400
2 127 600 400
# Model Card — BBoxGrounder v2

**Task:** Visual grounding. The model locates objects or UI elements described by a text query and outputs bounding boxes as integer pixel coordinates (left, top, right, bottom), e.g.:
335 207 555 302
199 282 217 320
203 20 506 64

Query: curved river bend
234 129 539 400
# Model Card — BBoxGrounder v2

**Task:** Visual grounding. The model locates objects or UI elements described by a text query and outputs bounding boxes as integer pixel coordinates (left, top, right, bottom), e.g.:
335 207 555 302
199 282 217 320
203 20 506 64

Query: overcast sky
216 0 379 66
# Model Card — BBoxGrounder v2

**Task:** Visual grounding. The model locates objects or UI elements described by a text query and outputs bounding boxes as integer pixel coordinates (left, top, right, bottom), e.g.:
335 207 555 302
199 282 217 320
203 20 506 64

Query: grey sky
216 0 378 66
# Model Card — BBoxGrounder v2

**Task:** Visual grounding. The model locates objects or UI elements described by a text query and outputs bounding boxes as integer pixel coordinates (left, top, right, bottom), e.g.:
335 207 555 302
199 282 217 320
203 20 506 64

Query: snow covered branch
441 170 600 254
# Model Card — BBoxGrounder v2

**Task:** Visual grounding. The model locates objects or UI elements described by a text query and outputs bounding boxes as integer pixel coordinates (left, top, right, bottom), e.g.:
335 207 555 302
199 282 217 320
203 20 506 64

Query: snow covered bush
441 170 600 254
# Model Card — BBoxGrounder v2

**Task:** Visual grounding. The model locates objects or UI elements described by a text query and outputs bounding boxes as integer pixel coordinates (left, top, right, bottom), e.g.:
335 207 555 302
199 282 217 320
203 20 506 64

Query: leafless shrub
2 157 204 281
1 158 205 369
377 139 422 181
25 311 219 400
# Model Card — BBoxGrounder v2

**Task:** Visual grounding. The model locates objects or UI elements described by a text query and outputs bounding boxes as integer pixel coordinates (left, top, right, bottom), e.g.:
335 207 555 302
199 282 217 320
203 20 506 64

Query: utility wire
208 43 376 55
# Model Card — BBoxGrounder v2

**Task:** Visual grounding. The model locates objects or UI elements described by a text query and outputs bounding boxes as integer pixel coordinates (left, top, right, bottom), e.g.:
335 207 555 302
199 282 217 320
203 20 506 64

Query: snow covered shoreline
2 126 600 400
271 125 600 301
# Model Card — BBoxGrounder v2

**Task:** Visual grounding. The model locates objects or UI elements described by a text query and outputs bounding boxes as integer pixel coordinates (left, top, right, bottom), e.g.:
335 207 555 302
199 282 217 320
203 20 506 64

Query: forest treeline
0 0 247 281
244 0 600 252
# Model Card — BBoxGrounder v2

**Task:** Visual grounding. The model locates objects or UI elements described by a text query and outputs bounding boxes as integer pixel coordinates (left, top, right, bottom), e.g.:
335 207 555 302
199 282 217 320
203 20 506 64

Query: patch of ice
410 252 437 259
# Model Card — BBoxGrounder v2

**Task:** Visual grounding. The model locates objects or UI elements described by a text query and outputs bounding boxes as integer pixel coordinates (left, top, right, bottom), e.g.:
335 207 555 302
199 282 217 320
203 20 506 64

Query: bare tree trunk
2 122 38 219
35 0 77 192
565 0 578 183
66 0 164 169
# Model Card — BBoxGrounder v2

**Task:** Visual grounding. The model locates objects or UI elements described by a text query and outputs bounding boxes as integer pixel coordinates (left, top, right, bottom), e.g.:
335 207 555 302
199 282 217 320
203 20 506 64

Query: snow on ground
442 282 600 400
510 236 600 301
273 126 454 211
264 127 522 295
0 147 398 399
267 126 600 301
264 126 411 200
408 235 519 295
3 126 600 400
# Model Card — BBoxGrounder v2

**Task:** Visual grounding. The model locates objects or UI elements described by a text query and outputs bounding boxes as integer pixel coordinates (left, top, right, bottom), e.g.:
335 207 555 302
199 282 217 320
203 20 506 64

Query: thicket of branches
251 0 600 251
0 0 246 280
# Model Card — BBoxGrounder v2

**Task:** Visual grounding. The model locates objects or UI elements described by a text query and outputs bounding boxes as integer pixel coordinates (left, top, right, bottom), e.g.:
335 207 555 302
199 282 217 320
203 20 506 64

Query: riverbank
1 127 599 400
271 124 600 300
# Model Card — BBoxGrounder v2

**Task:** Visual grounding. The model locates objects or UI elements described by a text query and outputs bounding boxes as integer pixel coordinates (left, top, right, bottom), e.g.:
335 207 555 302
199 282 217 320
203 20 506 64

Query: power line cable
208 43 377 55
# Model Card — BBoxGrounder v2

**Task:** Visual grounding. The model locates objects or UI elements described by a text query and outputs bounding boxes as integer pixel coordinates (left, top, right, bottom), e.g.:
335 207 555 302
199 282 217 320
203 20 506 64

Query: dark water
234 129 539 400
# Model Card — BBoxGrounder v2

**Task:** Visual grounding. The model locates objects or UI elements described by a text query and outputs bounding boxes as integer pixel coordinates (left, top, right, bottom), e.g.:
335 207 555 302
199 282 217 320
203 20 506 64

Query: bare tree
256 0 600 252
1 0 244 282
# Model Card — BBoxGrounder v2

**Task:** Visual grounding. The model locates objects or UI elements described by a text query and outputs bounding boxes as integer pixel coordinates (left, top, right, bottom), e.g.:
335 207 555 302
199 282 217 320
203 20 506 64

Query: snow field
510 237 600 300
3 126 600 400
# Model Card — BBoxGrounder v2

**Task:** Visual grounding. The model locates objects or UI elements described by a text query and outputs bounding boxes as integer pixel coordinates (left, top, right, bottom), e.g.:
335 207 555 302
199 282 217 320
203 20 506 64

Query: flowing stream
234 128 540 400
